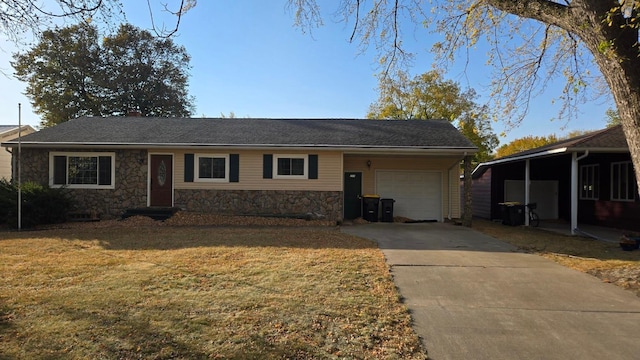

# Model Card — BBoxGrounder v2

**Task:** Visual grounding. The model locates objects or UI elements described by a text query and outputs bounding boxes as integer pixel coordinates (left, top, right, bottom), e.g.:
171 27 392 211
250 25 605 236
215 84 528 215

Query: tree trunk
602 72 640 193
572 1 640 193
489 0 640 193
462 155 473 227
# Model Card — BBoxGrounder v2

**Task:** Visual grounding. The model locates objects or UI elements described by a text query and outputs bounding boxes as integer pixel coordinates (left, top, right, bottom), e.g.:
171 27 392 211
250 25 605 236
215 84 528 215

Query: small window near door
579 164 599 200
611 161 635 201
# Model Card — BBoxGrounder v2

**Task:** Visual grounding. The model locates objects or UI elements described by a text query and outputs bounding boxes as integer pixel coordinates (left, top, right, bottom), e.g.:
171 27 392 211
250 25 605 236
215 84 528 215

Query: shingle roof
0 125 35 137
497 125 627 161
4 117 477 151
0 125 20 135
472 125 628 178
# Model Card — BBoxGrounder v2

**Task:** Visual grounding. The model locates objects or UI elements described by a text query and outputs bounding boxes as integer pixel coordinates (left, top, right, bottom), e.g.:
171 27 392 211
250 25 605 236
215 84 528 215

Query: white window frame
49 152 116 189
195 154 229 182
579 164 599 200
273 154 308 179
611 161 636 202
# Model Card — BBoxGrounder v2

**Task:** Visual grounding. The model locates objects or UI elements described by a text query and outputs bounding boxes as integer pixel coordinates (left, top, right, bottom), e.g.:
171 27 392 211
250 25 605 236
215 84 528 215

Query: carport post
571 151 590 235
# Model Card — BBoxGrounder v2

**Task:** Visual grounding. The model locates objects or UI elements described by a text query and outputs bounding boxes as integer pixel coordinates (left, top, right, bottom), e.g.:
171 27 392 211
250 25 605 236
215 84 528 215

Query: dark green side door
344 172 362 220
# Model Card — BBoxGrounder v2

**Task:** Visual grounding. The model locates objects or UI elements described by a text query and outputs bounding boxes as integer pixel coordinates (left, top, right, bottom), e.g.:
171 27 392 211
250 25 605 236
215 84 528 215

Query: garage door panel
376 170 442 221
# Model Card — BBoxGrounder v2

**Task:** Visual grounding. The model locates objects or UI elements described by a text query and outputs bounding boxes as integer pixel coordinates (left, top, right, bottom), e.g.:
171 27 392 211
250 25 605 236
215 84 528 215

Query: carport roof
472 125 628 178
2 117 478 153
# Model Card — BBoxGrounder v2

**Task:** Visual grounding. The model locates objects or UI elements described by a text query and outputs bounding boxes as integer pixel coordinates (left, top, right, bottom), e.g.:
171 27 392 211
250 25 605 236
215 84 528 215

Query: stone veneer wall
175 189 343 221
19 148 148 219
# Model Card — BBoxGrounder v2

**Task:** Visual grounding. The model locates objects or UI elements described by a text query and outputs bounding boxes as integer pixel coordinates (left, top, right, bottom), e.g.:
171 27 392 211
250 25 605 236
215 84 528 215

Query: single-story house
1 117 477 221
471 125 640 232
0 125 36 181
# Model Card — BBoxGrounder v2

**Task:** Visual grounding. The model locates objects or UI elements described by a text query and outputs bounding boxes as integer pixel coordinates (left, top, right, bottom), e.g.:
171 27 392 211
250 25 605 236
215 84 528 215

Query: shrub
0 179 15 224
0 181 75 228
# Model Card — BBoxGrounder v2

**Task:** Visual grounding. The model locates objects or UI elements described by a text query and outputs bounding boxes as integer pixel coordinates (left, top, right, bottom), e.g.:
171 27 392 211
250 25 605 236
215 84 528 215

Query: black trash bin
499 202 524 226
380 198 395 222
362 195 380 222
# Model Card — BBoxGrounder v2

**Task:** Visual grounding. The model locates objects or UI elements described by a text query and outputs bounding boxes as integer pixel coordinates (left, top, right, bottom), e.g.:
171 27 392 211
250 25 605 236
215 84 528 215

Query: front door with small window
344 172 362 220
150 154 173 207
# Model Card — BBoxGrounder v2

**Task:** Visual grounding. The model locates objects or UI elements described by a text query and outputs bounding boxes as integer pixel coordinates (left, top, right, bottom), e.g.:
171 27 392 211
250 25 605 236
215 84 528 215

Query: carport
471 125 639 233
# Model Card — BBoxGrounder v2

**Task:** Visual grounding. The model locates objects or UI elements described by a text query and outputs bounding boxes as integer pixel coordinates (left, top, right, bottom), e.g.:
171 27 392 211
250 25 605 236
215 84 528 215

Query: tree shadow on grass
22 303 331 359
473 219 640 263
0 226 378 251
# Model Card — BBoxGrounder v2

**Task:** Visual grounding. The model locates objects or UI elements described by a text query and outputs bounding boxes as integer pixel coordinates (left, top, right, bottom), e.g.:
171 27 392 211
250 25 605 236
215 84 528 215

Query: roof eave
1 141 477 153
472 147 568 178
471 145 631 178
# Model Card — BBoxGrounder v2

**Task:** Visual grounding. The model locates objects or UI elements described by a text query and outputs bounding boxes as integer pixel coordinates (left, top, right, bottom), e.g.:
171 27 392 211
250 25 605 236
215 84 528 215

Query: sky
0 1 616 147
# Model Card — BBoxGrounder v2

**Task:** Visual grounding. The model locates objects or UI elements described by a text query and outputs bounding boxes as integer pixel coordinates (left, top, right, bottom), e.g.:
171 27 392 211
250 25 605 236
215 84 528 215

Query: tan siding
164 149 343 191
344 154 462 219
0 144 11 180
449 168 461 218
1 128 36 181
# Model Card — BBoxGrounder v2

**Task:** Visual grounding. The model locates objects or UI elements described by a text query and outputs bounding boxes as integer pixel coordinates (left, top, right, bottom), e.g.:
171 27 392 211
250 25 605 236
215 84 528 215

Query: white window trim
49 151 116 189
579 164 599 200
611 161 635 202
273 154 308 179
195 154 229 182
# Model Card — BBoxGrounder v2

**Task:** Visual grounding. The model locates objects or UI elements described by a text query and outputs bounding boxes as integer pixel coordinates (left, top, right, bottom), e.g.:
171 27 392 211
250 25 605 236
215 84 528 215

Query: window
196 154 228 182
611 161 636 201
50 152 115 189
274 155 307 179
579 164 599 200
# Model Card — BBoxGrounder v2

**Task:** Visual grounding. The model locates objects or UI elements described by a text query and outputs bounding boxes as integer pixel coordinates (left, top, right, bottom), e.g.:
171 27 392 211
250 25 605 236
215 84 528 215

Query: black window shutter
184 153 194 182
308 154 318 179
53 156 67 185
230 154 239 182
98 156 112 185
263 154 273 179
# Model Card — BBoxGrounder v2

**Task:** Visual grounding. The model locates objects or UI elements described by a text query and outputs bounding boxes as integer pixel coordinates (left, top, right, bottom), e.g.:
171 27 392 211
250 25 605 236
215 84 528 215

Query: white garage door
376 170 442 221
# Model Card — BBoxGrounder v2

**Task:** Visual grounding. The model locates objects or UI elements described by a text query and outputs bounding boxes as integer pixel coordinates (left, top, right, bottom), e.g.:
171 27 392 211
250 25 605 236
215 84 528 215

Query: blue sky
0 1 615 147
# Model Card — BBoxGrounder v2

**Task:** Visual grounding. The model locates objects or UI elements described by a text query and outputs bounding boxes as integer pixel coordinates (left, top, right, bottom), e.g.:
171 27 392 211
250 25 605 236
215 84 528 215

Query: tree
288 1 640 195
0 1 194 41
13 22 194 126
605 108 621 127
101 23 193 118
494 135 559 158
368 70 499 163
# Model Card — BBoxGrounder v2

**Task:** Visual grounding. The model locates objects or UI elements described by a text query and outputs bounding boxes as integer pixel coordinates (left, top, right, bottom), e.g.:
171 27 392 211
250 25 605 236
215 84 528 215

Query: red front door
150 154 173 207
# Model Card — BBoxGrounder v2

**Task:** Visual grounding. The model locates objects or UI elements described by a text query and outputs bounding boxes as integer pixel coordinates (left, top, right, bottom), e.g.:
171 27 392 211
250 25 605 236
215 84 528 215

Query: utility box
380 198 395 222
362 195 380 222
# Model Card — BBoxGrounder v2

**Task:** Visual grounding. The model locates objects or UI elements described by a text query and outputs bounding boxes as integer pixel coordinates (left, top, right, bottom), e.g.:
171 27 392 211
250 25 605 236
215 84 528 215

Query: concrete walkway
342 223 640 360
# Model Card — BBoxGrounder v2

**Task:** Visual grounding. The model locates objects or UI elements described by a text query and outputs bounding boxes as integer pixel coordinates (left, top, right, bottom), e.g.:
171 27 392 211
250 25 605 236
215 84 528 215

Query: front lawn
0 226 426 359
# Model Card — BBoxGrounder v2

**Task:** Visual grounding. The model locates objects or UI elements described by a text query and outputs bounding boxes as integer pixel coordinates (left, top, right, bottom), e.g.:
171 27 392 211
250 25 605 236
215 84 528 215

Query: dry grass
0 226 426 359
473 219 640 296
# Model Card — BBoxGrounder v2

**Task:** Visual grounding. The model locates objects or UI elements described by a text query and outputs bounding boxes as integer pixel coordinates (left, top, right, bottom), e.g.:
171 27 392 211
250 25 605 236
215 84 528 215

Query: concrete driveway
342 223 640 360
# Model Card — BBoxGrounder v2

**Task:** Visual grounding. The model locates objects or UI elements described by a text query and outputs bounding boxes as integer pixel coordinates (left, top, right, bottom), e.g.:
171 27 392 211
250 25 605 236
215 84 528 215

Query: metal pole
18 103 21 231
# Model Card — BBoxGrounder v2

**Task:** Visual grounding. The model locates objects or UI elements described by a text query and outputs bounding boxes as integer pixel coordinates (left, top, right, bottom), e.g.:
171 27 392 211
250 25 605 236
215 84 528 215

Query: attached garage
376 170 442 221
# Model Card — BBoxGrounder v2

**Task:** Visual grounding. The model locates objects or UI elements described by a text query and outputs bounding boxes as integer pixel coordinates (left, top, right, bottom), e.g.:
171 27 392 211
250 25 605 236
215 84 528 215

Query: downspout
525 159 530 226
571 150 590 235
447 154 465 220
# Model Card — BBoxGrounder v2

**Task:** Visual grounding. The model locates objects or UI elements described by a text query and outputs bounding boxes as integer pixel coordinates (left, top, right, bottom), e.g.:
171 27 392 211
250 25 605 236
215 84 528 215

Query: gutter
472 145 630 178
1 142 477 154
472 147 568 177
